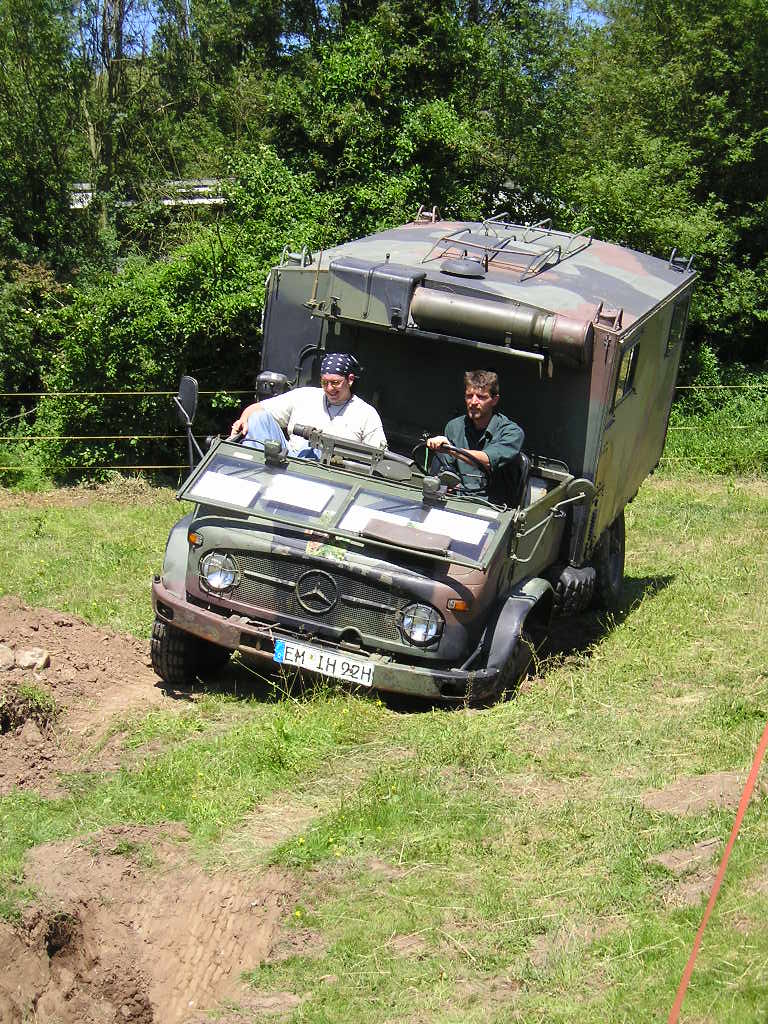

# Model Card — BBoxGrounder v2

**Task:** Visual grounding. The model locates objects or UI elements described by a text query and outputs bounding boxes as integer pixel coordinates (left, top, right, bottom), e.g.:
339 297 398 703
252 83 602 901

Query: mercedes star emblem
295 569 339 614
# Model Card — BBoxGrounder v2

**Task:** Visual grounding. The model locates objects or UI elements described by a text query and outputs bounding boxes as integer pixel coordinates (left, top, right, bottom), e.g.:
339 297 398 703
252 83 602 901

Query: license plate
273 639 375 687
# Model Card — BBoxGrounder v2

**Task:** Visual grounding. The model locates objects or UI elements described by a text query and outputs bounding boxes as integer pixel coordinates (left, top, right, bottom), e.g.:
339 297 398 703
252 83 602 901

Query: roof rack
420 216 593 281
414 205 442 223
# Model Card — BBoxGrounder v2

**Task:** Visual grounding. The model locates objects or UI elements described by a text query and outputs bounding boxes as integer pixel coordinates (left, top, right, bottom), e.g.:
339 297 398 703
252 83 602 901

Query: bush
665 365 768 474
30 229 263 477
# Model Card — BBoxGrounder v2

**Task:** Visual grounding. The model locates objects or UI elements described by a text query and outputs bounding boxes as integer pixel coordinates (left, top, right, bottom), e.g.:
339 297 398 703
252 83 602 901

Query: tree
254 0 574 228
0 0 84 265
73 0 160 193
559 0 768 364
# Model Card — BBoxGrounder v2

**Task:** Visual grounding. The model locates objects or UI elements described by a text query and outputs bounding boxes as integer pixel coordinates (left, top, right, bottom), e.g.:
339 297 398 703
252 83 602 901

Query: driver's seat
489 451 531 507
511 451 531 507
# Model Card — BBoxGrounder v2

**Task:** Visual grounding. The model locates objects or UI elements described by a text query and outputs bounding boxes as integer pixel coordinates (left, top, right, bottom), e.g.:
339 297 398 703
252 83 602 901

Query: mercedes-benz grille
205 551 405 643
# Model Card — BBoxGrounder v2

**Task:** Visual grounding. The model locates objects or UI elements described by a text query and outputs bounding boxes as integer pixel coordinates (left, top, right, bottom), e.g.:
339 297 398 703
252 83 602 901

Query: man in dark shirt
426 370 524 500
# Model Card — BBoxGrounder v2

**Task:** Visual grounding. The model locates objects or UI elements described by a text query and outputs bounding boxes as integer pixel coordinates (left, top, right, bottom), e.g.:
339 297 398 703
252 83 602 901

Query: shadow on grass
384 572 675 715
547 572 674 660
158 655 367 706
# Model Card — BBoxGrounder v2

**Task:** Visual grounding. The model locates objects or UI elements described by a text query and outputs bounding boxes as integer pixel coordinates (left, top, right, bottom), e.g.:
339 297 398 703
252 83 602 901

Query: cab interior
259 323 586 508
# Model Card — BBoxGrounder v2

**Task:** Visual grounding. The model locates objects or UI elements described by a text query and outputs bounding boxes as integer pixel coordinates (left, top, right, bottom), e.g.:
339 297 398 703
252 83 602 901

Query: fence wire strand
0 384 764 473
0 389 252 398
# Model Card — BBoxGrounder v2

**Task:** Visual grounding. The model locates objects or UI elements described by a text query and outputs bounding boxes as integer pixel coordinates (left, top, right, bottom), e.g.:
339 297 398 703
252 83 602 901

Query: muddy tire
150 617 230 686
591 511 626 610
493 624 546 700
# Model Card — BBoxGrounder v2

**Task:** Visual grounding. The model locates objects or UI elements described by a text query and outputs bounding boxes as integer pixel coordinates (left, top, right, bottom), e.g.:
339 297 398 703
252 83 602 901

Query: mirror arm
174 396 204 471
172 396 191 428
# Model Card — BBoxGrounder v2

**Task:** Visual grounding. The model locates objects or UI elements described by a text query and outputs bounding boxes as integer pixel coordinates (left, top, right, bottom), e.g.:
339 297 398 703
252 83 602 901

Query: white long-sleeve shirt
260 387 387 452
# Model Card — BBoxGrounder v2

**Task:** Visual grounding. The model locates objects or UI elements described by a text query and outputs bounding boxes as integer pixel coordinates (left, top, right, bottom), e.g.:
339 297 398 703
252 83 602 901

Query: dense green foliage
0 0 765 478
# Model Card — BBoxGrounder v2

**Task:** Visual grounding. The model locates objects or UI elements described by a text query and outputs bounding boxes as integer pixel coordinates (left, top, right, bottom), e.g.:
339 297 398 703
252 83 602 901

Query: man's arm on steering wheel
426 436 491 473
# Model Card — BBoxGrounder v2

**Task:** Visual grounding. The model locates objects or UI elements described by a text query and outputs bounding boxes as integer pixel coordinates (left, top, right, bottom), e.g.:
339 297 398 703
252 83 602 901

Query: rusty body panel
152 213 695 701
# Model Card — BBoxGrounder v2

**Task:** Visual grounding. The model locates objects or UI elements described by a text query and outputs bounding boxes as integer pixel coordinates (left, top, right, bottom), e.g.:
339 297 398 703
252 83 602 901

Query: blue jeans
243 410 319 459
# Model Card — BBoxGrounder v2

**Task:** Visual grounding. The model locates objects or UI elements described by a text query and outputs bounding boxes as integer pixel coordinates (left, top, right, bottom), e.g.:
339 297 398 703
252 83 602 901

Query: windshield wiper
361 517 450 555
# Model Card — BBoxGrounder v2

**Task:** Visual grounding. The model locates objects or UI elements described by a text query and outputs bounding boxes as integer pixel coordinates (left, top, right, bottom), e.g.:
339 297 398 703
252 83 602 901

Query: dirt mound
0 597 174 795
640 771 763 815
0 478 172 511
647 838 720 876
1 823 297 1023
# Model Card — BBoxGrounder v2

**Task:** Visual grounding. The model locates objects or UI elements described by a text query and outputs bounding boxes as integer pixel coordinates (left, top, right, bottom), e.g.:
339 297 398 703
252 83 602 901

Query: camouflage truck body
151 214 695 700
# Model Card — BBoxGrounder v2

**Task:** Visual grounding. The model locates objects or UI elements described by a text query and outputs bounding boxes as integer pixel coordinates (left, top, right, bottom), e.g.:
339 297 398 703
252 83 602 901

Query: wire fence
0 390 252 398
0 384 765 473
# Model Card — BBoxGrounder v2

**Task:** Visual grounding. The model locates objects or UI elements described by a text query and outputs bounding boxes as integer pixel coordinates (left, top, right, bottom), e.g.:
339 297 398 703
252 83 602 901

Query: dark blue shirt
441 412 524 497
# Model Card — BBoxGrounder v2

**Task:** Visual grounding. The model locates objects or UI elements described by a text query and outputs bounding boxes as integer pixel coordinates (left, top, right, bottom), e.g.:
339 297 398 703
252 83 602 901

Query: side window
666 298 690 355
613 344 639 409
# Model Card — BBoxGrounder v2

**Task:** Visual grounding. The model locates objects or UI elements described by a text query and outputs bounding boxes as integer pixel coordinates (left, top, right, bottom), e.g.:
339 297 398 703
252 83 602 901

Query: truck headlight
200 551 238 592
399 603 444 646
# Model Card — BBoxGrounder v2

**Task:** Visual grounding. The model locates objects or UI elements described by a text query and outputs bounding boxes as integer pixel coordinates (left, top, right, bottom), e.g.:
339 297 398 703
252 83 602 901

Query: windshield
179 443 503 565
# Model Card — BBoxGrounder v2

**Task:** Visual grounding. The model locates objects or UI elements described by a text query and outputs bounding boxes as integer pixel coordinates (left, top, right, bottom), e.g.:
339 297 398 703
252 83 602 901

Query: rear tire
150 617 230 686
591 511 626 610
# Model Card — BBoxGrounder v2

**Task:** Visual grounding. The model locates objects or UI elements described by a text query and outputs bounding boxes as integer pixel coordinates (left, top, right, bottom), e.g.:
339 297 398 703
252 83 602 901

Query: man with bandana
231 352 387 457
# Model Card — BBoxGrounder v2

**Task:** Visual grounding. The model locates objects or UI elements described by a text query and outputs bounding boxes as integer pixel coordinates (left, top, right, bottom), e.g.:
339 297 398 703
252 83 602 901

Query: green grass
0 473 767 1021
0 484 180 635
0 690 386 880
664 373 768 474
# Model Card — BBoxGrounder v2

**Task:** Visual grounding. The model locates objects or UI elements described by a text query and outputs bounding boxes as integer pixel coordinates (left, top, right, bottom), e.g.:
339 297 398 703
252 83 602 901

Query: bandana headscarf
320 352 356 377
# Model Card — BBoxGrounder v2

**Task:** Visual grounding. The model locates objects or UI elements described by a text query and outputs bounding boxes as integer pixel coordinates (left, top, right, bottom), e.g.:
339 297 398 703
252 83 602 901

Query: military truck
150 211 695 701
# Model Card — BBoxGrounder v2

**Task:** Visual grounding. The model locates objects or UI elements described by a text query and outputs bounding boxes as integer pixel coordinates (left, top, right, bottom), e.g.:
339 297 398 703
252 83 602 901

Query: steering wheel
412 439 492 480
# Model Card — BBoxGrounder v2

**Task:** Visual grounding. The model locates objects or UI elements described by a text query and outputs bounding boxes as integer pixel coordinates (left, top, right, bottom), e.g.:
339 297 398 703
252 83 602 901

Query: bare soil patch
268 926 328 963
0 479 175 511
0 597 175 795
367 856 409 882
455 972 523 1008
499 772 594 806
389 932 430 958
743 867 768 898
640 771 765 816
228 794 329 861
0 823 300 1024
528 917 625 969
647 838 720 876
183 991 305 1023
663 869 717 909
219 746 415 869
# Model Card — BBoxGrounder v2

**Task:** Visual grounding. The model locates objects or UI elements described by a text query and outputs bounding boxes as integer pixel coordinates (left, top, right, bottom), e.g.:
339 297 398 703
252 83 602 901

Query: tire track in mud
0 597 415 1020
2 824 296 1024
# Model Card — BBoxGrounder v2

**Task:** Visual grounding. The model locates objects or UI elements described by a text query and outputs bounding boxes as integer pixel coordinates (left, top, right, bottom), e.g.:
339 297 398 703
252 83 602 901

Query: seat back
510 451 531 507
489 450 531 507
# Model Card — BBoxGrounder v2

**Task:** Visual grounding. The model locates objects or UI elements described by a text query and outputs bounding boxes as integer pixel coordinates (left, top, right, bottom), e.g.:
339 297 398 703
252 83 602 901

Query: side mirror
173 375 203 472
175 375 199 427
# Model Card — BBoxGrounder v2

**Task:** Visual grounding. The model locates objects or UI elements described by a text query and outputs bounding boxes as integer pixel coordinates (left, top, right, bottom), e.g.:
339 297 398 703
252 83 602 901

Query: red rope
667 718 768 1023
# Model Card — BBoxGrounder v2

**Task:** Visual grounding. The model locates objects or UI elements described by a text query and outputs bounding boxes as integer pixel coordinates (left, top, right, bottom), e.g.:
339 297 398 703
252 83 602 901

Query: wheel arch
161 513 194 597
485 577 554 674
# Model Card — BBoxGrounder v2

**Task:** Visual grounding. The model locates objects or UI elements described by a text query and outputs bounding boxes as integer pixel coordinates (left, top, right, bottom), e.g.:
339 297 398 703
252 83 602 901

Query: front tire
150 617 230 686
492 624 547 700
591 511 626 610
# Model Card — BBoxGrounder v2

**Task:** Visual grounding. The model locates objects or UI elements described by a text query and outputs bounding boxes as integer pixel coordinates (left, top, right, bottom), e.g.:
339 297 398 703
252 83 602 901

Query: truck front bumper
152 577 500 702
